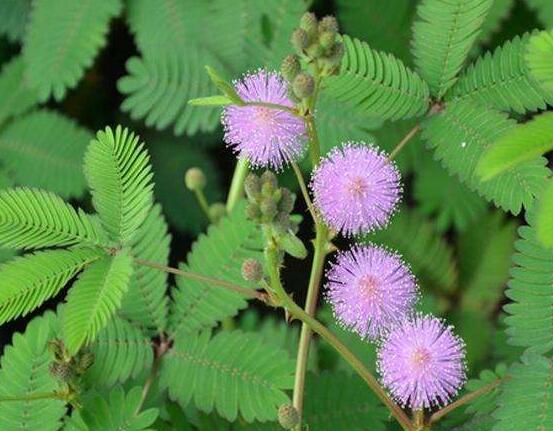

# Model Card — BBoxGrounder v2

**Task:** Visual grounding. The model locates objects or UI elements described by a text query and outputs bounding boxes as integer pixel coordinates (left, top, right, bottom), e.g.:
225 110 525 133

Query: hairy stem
388 124 421 161
226 158 249 212
291 161 317 222
134 258 268 303
429 377 507 425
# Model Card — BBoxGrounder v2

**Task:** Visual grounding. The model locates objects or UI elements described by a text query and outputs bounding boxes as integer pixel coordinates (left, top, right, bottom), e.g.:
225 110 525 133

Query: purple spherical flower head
311 143 401 236
222 70 306 169
378 314 466 410
325 244 418 341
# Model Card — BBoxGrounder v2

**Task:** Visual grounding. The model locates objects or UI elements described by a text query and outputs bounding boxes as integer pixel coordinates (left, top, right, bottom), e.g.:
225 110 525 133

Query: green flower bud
244 173 261 201
209 203 227 222
281 54 301 82
278 189 295 214
49 362 73 383
76 351 95 373
319 16 339 34
260 199 278 221
278 404 300 430
241 258 264 282
319 30 336 50
292 73 315 99
328 42 345 65
300 12 318 39
184 167 206 191
261 170 278 190
291 28 309 53
246 202 261 221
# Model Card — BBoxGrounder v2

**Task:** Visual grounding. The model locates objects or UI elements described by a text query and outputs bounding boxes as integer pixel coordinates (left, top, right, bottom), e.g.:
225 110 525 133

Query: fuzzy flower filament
378 314 466 410
310 143 401 236
325 244 418 341
222 70 306 169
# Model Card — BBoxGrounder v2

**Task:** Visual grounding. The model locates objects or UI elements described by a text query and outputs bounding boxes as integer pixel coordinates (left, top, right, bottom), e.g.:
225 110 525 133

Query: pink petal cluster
325 244 418 341
377 314 466 409
222 70 306 169
310 143 401 236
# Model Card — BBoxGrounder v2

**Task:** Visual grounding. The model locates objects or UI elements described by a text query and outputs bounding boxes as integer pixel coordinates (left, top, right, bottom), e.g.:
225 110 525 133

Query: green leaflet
365 209 458 293
22 0 122 101
0 311 66 431
448 32 553 114
68 386 158 431
168 202 264 338
324 35 430 121
0 187 107 250
0 248 102 325
0 56 40 126
536 180 553 248
0 109 92 199
84 315 153 387
526 29 553 95
504 207 553 354
119 204 170 333
412 0 494 98
0 0 31 43
470 0 514 56
494 354 553 431
422 99 549 214
84 126 154 245
63 249 134 354
160 330 295 423
477 112 553 180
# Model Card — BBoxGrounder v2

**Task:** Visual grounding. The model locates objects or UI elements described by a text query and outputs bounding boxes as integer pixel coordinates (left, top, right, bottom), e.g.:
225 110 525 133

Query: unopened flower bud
246 202 261 221
319 31 336 50
49 362 73 382
184 167 206 191
278 404 300 429
319 16 339 34
329 42 345 65
300 12 318 39
281 55 301 82
244 174 261 201
278 189 294 214
76 351 95 373
293 73 315 99
261 170 278 190
241 259 263 282
209 203 227 222
260 199 278 221
291 28 309 53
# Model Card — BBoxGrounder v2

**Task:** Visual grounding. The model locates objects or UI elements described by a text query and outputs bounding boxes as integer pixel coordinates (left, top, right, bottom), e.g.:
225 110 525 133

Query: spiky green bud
291 28 309 53
49 362 73 383
319 16 338 34
246 202 261 221
281 54 301 82
278 189 295 214
292 73 315 99
209 203 227 222
184 167 206 191
260 199 278 221
319 31 336 50
76 351 95 374
261 170 278 190
241 259 264 282
278 404 300 429
244 173 261 201
300 12 318 39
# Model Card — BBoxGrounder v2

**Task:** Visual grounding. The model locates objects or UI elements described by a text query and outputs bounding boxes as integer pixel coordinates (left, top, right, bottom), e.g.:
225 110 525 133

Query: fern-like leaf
494 354 553 431
0 110 92 198
120 204 170 333
0 248 101 325
412 0 493 98
324 35 430 121
0 56 39 126
365 209 458 293
160 330 295 423
471 0 514 56
303 372 387 430
525 29 553 95
169 203 263 337
85 315 153 387
0 187 107 249
0 311 66 431
22 0 122 101
477 111 553 180
84 126 154 245
0 0 31 43
422 100 549 214
504 207 553 354
71 386 158 431
448 32 553 113
536 180 553 248
63 249 134 354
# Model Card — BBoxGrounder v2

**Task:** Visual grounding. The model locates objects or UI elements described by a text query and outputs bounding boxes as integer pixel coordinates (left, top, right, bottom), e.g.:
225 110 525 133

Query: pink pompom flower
325 244 418 341
310 143 401 236
222 70 306 169
378 314 466 410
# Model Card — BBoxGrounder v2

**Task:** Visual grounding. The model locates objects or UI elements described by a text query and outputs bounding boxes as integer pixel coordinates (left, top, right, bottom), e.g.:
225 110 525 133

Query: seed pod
184 167 206 191
278 404 300 429
292 73 315 99
241 259 264 282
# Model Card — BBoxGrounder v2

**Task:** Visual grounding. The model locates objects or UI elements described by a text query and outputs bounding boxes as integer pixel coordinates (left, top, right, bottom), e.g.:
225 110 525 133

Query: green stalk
226 157 249 212
194 189 212 222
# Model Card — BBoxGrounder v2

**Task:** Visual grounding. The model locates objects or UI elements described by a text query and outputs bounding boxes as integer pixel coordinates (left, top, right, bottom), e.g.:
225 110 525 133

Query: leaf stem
291 162 317 222
0 392 65 402
306 115 320 166
226 158 249 212
134 258 268 303
429 377 507 425
135 338 171 414
388 124 421 161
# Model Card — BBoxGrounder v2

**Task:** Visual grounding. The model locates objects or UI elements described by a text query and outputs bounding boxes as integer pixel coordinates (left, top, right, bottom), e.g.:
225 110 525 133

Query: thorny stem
388 124 421 161
429 377 507 425
134 258 268 303
226 157 249 212
291 161 317 222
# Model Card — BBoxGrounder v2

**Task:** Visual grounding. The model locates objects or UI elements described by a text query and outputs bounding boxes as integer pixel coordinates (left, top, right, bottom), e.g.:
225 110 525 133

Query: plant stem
429 377 506 425
135 339 171 414
291 161 317 222
226 158 249 212
134 258 268 303
194 189 212 222
306 115 320 166
388 124 421 161
413 410 425 430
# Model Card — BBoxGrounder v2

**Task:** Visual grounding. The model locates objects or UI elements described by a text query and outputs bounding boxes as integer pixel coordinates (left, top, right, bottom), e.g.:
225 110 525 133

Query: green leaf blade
0 56 40 126
536 180 553 248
